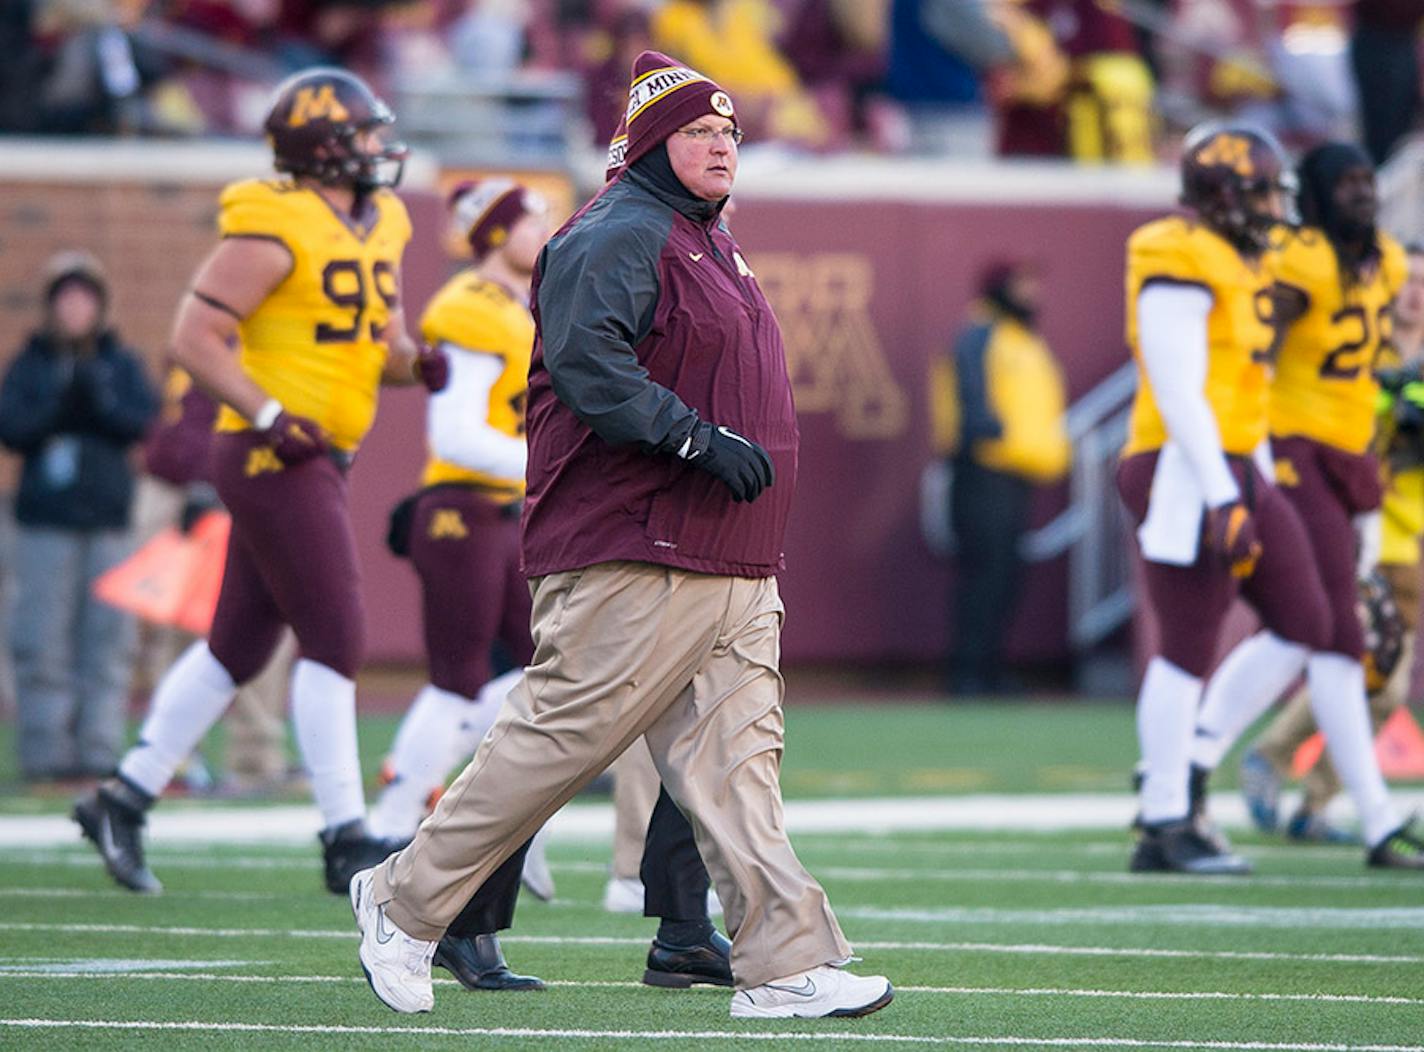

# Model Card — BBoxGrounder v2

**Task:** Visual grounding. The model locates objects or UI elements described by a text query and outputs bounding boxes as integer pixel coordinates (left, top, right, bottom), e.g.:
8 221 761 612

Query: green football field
1 702 1422 1050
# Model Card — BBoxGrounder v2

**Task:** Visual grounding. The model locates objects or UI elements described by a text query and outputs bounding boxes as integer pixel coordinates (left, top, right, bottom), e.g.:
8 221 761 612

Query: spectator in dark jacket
1351 0 1424 165
0 250 158 782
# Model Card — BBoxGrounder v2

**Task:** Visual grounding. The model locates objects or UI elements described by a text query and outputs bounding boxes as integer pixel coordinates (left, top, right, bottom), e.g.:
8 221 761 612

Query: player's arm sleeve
536 220 699 454
1136 282 1240 505
426 344 527 480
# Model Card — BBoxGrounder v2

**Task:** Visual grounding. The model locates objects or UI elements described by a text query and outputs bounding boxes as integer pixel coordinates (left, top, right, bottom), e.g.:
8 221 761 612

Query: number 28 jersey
214 178 412 452
1268 228 1406 455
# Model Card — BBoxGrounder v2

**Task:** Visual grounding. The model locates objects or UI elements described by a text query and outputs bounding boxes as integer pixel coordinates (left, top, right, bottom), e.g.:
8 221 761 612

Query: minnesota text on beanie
605 50 736 181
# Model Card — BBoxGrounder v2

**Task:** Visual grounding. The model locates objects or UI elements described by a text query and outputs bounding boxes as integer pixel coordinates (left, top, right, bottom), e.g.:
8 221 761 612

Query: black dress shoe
643 929 733 988
434 933 546 991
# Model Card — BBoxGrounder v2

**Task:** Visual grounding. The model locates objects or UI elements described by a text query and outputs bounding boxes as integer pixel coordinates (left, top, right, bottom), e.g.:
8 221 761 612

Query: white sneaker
730 964 893 1019
349 866 437 1013
603 875 644 913
521 824 556 902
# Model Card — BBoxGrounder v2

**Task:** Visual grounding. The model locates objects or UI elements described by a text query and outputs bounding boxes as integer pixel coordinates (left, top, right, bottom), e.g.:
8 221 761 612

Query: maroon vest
522 181 798 579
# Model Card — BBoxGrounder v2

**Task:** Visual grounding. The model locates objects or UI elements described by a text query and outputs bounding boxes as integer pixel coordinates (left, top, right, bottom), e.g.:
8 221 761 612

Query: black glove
680 421 774 503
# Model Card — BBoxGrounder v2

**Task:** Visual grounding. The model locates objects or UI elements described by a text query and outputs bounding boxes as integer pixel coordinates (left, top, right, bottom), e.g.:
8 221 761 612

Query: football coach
350 50 893 1021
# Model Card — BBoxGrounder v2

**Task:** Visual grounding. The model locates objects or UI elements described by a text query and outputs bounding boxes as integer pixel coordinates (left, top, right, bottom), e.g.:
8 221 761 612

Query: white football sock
367 671 522 838
119 640 236 797
1137 657 1202 824
369 683 475 838
119 642 237 798
464 669 522 753
290 659 365 830
1191 632 1309 770
1305 653 1400 847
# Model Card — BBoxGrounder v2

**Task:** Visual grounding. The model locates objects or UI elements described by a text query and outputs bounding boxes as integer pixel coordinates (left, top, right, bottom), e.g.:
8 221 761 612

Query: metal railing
1020 362 1137 650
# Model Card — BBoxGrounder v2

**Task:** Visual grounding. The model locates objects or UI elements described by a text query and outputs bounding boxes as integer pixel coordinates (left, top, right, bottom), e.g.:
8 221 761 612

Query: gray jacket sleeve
536 216 699 454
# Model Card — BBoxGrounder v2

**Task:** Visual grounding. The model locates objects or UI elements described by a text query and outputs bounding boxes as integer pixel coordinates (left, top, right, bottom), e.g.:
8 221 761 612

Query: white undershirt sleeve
426 342 528 482
1136 283 1240 506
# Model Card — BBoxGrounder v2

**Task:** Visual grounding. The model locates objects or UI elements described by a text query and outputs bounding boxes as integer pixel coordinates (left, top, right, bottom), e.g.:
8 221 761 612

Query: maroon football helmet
1180 122 1291 255
263 67 407 192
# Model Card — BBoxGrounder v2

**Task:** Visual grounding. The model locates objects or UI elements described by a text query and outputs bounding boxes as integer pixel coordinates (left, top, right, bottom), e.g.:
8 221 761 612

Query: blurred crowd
1 0 1421 164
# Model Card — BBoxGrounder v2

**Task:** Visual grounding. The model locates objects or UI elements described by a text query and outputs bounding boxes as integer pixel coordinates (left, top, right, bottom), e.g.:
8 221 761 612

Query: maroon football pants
1118 451 1331 678
207 432 365 683
408 486 533 700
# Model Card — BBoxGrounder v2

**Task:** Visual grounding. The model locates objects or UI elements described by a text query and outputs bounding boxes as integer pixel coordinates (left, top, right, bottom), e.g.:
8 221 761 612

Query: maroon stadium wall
352 188 1165 666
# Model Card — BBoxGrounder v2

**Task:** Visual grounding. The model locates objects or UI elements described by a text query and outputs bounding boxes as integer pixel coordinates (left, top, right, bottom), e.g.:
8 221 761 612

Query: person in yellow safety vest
929 261 1071 694
1239 244 1424 842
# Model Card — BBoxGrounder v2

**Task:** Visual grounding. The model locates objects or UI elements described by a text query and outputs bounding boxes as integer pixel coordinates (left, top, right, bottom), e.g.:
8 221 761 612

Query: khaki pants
374 561 850 988
610 736 660 880
1257 561 1420 812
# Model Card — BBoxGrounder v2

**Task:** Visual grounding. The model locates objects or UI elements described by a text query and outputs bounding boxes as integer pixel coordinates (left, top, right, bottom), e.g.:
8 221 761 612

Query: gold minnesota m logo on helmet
288 84 351 128
1196 133 1255 177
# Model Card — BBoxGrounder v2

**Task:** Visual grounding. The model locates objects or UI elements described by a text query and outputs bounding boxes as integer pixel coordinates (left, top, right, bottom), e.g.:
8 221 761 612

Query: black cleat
1188 763 1234 854
1367 817 1424 870
434 933 546 991
320 819 401 895
1131 818 1251 875
73 780 162 894
643 929 734 988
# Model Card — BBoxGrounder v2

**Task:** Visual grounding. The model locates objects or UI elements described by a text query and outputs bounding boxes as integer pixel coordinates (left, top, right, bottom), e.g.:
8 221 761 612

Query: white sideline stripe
9 791 1422 846
817 867 1406 891
0 970 1419 1008
841 905 1424 931
1 1019 1421 1050
0 923 1417 965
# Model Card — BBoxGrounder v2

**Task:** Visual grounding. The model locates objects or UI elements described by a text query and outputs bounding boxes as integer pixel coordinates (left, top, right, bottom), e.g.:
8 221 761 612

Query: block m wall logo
755 253 907 440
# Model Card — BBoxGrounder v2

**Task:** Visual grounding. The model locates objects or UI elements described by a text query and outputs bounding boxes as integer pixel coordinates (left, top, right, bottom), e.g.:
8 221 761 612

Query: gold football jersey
213 178 412 452
419 273 533 500
1123 216 1276 457
1269 229 1406 454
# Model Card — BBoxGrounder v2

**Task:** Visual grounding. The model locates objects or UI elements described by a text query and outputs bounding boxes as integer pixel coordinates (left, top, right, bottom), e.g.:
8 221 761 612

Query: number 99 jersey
213 178 413 452
1122 216 1276 458
1268 228 1406 455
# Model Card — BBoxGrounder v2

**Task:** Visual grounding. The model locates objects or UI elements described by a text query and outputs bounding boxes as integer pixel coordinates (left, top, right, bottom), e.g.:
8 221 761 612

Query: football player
1180 141 1424 869
74 68 449 895
1237 243 1424 842
1121 123 1338 873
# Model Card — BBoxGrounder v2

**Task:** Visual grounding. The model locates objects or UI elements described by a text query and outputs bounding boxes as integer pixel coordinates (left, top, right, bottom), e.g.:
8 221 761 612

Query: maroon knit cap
449 178 545 260
605 50 736 182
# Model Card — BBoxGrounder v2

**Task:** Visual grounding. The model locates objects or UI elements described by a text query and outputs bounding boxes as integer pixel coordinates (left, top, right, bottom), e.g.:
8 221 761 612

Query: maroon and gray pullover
522 162 798 579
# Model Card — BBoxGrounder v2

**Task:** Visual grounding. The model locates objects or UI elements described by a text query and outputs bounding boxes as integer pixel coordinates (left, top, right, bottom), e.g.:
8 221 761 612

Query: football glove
1203 499 1261 578
413 344 450 393
254 400 327 466
679 421 774 503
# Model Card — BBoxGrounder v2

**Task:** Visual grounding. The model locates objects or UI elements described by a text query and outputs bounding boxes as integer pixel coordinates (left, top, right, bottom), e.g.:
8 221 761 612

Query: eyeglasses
677 126 743 145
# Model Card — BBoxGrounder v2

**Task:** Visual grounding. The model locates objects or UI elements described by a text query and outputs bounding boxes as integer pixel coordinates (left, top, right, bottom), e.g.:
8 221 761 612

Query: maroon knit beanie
449 178 544 260
605 50 736 182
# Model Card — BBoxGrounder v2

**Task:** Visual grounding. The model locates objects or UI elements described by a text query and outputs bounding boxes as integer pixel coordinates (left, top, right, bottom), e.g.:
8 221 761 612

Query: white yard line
6 791 1423 847
839 904 1424 930
0 969 1418 1008
0 923 1416 965
0 1019 1420 1050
